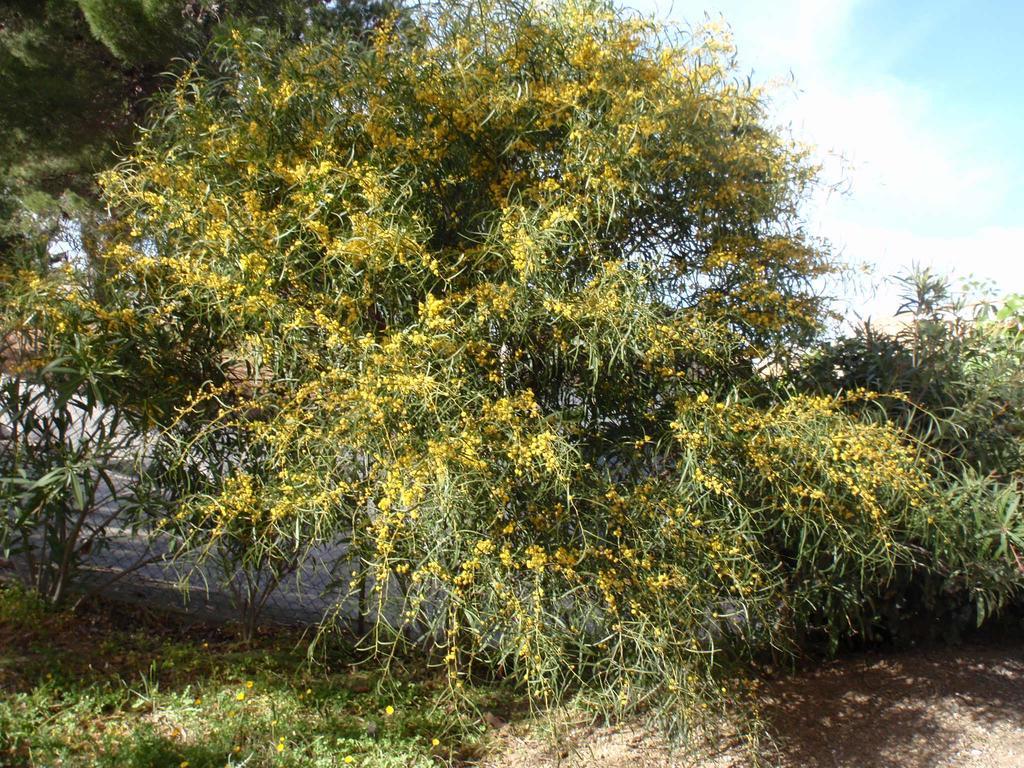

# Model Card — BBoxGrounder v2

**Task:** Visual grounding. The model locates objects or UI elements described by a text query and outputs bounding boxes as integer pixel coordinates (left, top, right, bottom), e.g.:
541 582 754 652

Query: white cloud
630 0 1024 316
824 222 1024 320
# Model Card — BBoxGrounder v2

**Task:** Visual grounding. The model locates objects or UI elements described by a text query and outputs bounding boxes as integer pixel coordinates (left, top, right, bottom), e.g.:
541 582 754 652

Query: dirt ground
482 640 1024 768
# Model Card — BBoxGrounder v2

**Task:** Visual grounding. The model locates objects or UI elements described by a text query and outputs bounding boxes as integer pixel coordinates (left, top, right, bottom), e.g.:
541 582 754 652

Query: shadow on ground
759 642 1024 768
481 639 1024 768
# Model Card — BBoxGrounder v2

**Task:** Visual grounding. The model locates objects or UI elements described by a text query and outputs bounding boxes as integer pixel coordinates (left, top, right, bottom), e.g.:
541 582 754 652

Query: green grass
0 582 514 767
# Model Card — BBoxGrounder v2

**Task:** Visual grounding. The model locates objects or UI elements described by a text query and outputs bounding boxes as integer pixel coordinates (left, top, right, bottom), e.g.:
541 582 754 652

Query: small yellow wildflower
431 738 440 747
246 680 254 689
236 692 246 701
384 705 395 716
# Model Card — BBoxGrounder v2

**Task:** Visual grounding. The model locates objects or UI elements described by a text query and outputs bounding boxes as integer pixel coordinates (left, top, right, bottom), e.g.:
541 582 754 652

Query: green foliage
794 268 1024 641
76 0 393 66
0 0 392 239
0 583 480 767
76 0 190 64
0 0 135 217
937 473 1024 623
144 419 326 641
0 250 159 606
799 268 1024 478
2 0 1021 744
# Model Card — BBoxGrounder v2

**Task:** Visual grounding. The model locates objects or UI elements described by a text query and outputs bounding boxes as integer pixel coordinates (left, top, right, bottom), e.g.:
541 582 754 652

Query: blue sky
630 0 1024 322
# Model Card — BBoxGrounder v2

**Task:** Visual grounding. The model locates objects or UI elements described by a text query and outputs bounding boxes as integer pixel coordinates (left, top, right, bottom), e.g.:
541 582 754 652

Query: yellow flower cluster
74 0 913 727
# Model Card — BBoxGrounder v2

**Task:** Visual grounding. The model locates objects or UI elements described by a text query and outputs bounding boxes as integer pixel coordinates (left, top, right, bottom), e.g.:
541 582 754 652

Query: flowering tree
89 0 952 726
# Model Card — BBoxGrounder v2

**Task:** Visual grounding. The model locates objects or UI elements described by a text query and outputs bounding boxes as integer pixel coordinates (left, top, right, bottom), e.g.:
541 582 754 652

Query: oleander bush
798 269 1024 479
795 270 1024 641
0 243 159 606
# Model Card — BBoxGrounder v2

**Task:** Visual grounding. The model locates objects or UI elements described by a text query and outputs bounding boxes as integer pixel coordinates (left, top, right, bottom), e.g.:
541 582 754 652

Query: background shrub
794 269 1024 642
0 243 159 606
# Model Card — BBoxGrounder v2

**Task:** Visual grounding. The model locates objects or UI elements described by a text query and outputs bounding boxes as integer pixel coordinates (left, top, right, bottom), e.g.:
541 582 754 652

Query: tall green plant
794 268 1024 640
0 254 159 606
800 268 1024 478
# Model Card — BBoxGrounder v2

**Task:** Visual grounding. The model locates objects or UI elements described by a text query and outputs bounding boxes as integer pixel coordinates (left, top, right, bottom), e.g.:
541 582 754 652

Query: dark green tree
0 0 389 237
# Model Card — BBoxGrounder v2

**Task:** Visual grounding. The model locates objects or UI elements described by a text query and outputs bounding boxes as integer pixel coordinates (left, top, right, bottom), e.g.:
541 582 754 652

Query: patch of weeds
0 582 504 767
